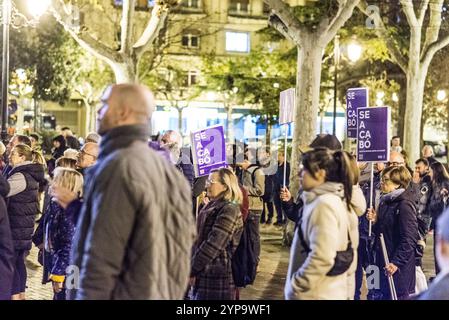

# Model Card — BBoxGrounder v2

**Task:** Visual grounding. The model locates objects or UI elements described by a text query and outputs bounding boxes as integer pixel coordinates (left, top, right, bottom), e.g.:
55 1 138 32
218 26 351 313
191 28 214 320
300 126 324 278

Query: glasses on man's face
80 149 96 159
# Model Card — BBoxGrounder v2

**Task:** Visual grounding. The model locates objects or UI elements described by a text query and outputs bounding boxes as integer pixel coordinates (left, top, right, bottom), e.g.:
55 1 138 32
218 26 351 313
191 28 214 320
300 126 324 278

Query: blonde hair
211 168 243 204
52 168 84 197
0 141 5 156
13 144 46 166
55 157 77 169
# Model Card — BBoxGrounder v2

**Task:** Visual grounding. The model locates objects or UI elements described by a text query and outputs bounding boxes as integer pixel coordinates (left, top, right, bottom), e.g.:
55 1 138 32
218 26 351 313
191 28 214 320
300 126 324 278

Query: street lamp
332 36 362 136
437 89 447 102
0 0 49 141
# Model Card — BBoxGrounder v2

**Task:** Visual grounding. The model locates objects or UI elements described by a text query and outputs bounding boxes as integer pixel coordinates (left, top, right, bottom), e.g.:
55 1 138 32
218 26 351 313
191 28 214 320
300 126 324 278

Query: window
181 0 200 8
113 0 154 9
225 31 250 53
182 34 200 48
229 0 249 13
183 71 199 87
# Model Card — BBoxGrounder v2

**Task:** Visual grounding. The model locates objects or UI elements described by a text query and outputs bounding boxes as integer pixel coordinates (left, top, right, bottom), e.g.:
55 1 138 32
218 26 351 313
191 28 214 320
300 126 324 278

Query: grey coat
418 272 449 300
68 125 196 300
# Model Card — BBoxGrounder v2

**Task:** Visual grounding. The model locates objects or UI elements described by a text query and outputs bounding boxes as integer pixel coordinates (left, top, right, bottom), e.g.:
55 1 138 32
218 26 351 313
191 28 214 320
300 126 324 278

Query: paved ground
25 223 436 300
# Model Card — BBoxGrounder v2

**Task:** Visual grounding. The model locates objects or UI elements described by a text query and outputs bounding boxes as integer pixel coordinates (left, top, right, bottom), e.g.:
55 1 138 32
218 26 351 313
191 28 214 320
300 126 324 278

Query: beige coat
242 166 265 211
346 185 367 299
285 182 357 300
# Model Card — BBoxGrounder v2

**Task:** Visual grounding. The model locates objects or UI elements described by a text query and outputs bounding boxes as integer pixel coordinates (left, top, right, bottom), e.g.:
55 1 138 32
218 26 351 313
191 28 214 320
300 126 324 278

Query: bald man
422 145 438 165
53 84 196 300
76 142 99 174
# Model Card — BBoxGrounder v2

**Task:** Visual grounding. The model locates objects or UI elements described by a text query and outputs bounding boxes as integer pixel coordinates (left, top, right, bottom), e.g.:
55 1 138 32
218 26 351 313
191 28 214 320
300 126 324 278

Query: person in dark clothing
428 161 449 275
355 161 384 300
61 127 81 150
2 135 32 177
32 168 83 300
0 175 13 300
6 144 46 300
273 150 290 226
259 148 275 225
367 165 419 300
48 135 68 177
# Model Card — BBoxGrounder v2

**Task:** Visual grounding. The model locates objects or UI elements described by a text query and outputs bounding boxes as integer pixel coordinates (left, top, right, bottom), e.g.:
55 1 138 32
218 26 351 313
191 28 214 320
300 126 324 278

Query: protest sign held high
191 125 227 177
346 88 368 138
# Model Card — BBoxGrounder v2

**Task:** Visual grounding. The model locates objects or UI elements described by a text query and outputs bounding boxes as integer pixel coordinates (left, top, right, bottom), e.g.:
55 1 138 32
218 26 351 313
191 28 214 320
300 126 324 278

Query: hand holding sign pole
357 106 391 237
279 88 295 188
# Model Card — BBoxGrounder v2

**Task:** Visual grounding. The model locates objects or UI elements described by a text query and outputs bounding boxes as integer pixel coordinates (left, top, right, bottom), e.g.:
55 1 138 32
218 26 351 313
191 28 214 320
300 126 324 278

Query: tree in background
264 0 360 193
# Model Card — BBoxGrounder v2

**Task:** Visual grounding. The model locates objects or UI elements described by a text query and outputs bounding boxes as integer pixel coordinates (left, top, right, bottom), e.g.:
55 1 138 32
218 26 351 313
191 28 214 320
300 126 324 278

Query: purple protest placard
347 88 368 138
191 125 227 177
279 88 295 125
357 106 390 162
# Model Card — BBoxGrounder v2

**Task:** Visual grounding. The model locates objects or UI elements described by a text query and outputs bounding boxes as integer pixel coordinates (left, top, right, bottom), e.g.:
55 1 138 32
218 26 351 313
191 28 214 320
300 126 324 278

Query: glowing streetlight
347 41 363 63
392 93 399 102
437 89 446 101
26 0 51 18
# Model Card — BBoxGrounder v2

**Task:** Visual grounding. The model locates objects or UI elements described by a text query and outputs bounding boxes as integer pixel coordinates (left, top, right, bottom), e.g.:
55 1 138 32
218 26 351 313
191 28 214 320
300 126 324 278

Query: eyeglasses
205 178 220 186
80 149 96 159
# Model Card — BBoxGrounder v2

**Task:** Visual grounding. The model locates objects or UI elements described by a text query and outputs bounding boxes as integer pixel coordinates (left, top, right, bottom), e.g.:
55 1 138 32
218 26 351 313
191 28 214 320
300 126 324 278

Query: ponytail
31 150 46 167
332 151 353 211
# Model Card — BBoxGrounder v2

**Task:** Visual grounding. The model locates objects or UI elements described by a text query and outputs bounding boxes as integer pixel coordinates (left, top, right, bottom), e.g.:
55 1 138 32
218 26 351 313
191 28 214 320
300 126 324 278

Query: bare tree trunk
226 105 234 143
290 40 324 195
265 120 272 147
177 106 183 134
110 61 137 84
397 78 407 141
403 69 427 162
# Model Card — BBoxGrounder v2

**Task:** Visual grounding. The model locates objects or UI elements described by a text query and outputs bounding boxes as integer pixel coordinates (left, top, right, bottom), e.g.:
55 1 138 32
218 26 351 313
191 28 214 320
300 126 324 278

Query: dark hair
430 162 449 187
29 134 39 142
302 148 354 210
309 134 342 150
61 127 70 131
14 135 31 147
52 135 66 148
392 136 400 140
415 158 429 167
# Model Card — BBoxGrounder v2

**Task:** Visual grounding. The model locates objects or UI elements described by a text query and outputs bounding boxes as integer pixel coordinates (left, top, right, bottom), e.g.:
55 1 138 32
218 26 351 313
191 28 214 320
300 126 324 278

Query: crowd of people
0 83 449 300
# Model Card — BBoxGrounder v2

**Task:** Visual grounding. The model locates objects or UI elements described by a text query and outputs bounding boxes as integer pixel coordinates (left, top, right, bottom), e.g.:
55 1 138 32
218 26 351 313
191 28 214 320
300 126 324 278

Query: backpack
250 166 268 200
230 217 258 287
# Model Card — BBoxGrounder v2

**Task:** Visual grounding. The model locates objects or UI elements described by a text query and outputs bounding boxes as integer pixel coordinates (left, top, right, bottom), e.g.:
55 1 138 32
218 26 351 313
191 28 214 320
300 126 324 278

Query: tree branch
133 1 171 58
264 0 306 44
267 13 297 43
400 0 418 27
417 0 430 24
120 0 136 54
51 0 121 63
320 0 360 45
422 0 444 59
358 0 408 73
422 33 449 68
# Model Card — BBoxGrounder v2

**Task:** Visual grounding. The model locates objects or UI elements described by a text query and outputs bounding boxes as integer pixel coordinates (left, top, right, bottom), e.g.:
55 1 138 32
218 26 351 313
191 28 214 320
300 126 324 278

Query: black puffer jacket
373 188 419 299
7 163 45 251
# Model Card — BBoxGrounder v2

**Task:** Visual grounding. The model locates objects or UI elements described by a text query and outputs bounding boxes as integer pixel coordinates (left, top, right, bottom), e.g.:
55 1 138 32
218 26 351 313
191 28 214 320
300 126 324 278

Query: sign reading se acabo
190 125 227 177
357 106 390 162
346 87 368 138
